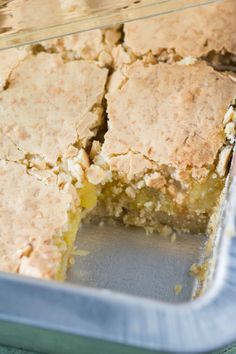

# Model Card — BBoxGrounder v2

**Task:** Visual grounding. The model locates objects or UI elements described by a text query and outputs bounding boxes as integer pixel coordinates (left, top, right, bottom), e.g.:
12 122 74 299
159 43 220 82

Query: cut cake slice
86 60 236 234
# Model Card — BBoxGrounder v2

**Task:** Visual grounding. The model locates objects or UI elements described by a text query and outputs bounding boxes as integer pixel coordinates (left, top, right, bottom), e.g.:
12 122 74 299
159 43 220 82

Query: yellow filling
56 212 81 281
56 173 225 279
102 174 223 213
188 175 224 213
78 180 97 209
56 181 97 281
97 172 224 230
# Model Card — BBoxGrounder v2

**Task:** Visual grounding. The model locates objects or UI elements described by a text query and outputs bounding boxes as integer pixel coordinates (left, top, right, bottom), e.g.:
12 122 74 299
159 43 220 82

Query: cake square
0 51 108 279
87 60 236 233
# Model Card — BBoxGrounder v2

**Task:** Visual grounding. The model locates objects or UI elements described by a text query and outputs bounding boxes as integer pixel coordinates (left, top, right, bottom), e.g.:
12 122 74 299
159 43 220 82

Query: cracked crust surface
0 3 235 279
63 29 104 60
0 52 108 164
0 161 72 278
42 26 121 66
42 29 104 59
124 0 236 58
102 61 236 180
0 51 108 278
0 47 28 90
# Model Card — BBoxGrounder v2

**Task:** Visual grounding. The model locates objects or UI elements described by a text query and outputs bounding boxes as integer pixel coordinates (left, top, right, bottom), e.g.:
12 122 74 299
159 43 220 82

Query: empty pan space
67 222 207 303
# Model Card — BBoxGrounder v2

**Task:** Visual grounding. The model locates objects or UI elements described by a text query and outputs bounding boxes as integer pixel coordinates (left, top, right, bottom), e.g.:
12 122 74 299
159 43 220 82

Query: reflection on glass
0 0 219 50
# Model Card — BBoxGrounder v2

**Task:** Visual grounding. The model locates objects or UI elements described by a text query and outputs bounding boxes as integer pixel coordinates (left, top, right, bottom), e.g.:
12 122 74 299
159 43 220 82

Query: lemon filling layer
92 172 225 234
56 212 82 281
56 181 98 281
57 170 225 279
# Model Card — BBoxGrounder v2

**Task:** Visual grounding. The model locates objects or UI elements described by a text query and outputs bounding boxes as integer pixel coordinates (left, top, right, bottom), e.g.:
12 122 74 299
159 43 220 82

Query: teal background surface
0 348 33 353
0 345 235 354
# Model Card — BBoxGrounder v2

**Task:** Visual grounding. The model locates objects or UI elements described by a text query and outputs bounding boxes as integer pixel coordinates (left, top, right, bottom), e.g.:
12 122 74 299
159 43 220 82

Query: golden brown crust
42 26 121 67
0 161 72 278
0 47 28 90
0 52 108 164
63 30 104 60
103 61 236 179
124 0 236 58
0 132 25 161
0 51 109 278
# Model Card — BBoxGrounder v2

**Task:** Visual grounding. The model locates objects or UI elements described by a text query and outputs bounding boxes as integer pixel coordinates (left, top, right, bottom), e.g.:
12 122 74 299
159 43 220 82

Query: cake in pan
90 61 236 234
0 0 235 279
0 52 108 279
124 0 236 63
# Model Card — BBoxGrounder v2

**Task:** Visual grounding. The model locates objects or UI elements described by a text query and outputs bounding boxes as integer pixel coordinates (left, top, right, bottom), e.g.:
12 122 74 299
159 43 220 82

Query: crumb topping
216 146 233 177
174 284 182 296
0 50 108 278
124 0 236 58
41 26 122 67
0 47 28 90
0 52 108 164
0 161 72 278
102 61 236 180
63 29 104 60
144 172 166 190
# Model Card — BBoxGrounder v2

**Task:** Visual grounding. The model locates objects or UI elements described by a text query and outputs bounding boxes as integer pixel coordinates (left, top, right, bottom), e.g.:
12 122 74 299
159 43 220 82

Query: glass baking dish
0 152 234 354
0 0 220 50
0 1 235 353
